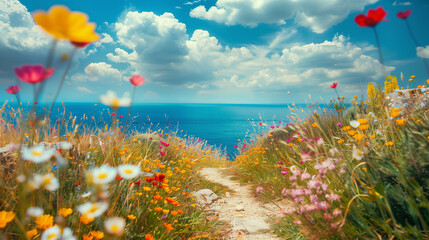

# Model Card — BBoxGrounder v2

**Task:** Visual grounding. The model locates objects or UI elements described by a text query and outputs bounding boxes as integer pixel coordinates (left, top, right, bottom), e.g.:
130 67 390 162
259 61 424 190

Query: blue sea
8 102 334 155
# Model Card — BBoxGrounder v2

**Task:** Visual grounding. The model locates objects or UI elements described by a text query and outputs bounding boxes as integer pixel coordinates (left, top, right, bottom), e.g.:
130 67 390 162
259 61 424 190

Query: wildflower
256 186 264 193
118 164 141 179
396 118 407 126
59 141 73 150
90 231 104 240
40 226 60 240
355 7 388 27
77 202 108 218
104 217 125 236
5 85 21 94
350 120 360 128
358 124 369 130
87 165 117 185
330 83 337 89
311 122 319 128
100 91 131 111
352 146 364 160
80 214 94 224
337 139 344 144
83 235 93 240
397 9 412 19
127 215 136 220
145 233 155 240
353 134 364 141
0 211 15 228
301 172 311 181
27 229 38 238
35 214 54 230
58 208 73 217
26 207 44 217
333 208 342 216
289 165 297 174
385 141 394 146
41 173 60 191
164 223 174 230
33 5 99 43
129 75 145 87
22 145 56 163
14 65 54 84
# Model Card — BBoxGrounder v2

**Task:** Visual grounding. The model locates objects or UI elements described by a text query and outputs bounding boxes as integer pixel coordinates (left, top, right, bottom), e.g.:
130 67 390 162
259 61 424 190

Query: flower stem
124 86 136 134
48 48 77 118
372 27 384 66
405 19 429 78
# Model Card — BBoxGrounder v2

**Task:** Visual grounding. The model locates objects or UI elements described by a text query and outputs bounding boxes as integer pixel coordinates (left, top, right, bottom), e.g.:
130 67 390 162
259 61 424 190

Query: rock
235 204 244 211
194 189 218 205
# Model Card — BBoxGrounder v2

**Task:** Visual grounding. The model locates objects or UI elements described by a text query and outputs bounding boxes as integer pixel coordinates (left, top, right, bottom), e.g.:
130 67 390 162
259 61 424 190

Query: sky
1 0 429 104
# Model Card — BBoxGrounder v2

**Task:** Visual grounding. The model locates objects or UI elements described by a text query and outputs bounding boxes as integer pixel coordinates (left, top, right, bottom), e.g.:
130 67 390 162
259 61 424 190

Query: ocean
7 102 333 155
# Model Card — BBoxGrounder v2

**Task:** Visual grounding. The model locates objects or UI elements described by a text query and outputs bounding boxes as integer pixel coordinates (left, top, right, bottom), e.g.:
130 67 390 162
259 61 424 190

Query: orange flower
80 214 94 225
35 214 53 230
153 195 163 200
83 235 94 240
145 233 155 240
27 229 38 238
177 210 184 215
396 118 407 126
0 211 15 229
164 223 174 230
90 230 104 239
33 5 99 43
154 207 163 212
170 211 178 216
127 215 136 220
58 208 73 217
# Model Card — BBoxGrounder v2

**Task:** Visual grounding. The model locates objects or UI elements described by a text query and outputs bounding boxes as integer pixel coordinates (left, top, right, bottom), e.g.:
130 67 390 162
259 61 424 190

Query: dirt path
200 168 281 240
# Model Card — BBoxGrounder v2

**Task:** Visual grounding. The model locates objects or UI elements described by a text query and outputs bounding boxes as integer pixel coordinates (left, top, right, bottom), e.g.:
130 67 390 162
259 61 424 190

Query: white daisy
59 141 72 150
41 226 60 240
350 120 360 128
352 145 364 161
26 207 43 217
77 201 109 218
118 164 141 179
100 91 131 110
289 165 297 174
104 217 125 236
39 173 60 192
22 145 55 163
88 165 117 185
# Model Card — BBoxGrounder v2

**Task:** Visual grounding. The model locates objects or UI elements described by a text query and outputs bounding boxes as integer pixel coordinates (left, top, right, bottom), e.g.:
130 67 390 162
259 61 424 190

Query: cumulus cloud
94 33 114 47
190 0 378 33
71 62 122 82
393 1 412 6
110 10 393 96
77 86 94 94
417 46 429 59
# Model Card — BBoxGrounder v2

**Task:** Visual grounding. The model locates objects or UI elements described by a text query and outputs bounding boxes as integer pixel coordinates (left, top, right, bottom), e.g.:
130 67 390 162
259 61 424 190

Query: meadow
1 4 429 240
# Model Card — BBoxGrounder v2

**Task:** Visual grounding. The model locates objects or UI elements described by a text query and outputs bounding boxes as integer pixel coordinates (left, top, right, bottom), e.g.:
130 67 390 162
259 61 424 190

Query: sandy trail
200 168 281 240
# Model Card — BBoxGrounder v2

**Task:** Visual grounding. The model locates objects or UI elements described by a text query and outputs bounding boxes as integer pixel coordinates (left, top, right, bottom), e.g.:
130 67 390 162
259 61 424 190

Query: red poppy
396 9 412 20
5 85 21 94
129 75 145 87
330 83 338 89
355 7 388 27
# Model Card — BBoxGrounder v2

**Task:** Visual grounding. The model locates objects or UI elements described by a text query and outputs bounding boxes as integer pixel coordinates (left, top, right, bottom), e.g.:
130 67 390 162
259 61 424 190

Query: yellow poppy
33 5 99 43
0 211 15 228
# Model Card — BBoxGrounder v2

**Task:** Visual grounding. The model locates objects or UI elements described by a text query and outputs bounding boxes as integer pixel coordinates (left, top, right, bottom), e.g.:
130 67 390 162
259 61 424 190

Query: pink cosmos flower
14 65 54 84
160 141 170 147
5 85 21 94
332 208 342 216
255 186 264 193
301 172 311 181
160 150 166 156
129 75 145 86
396 9 412 19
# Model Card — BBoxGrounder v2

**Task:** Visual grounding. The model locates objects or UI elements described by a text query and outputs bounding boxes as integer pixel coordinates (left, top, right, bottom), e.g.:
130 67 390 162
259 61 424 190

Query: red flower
129 75 145 87
330 83 338 89
14 65 54 84
396 9 412 20
71 41 91 48
355 7 388 27
5 85 21 94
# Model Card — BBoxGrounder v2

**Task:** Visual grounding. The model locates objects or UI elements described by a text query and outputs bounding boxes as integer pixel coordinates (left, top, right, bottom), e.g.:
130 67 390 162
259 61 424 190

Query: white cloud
190 0 378 33
110 10 393 95
417 46 429 59
71 62 122 82
77 86 94 94
393 1 412 6
94 33 114 47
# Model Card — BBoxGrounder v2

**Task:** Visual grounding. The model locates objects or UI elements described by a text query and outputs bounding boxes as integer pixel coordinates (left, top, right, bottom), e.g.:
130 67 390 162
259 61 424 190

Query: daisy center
111 224 119 231
124 169 133 174
98 173 108 179
48 233 57 239
32 150 43 156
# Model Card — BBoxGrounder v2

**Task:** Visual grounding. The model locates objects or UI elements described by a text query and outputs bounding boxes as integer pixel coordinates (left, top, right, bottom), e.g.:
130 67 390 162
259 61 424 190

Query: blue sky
1 0 428 104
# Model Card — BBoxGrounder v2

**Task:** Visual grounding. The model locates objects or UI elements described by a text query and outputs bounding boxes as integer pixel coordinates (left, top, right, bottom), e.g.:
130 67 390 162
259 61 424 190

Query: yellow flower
311 122 319 128
353 134 364 141
27 228 38 238
0 211 15 228
83 235 94 240
127 215 136 220
35 214 53 230
33 5 99 43
90 230 104 239
358 124 369 130
337 139 344 144
385 141 394 146
58 208 73 217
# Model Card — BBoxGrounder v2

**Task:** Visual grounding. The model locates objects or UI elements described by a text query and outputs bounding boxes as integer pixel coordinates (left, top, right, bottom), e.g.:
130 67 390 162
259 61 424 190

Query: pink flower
255 186 264 193
396 9 412 19
160 141 170 147
332 208 342 216
310 194 318 203
14 65 54 84
330 82 337 89
160 150 166 156
5 85 21 94
129 75 145 86
326 193 341 202
300 172 311 181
